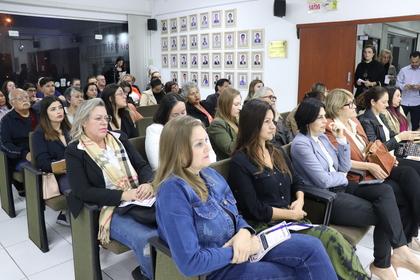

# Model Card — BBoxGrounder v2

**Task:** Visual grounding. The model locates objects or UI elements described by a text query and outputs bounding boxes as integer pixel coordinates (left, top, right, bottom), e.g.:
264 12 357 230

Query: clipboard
51 159 66 174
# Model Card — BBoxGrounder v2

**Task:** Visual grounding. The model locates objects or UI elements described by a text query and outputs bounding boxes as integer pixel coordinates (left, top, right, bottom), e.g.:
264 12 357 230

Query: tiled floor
1 188 420 280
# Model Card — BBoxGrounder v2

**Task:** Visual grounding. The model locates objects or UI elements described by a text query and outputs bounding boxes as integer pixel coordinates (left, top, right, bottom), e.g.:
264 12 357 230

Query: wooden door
297 24 357 102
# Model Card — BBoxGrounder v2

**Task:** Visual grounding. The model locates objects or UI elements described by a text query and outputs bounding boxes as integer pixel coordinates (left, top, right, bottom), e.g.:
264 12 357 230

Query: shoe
13 180 25 197
369 263 397 280
391 254 420 277
131 266 149 280
408 237 420 255
56 211 70 226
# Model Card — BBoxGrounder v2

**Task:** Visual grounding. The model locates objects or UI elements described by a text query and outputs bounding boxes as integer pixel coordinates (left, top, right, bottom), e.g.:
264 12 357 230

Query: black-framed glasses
89 115 112 123
343 100 356 108
263 95 277 101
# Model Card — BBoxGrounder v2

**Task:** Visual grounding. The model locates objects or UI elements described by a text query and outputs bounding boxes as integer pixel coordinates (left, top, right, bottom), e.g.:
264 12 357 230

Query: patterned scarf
80 132 139 243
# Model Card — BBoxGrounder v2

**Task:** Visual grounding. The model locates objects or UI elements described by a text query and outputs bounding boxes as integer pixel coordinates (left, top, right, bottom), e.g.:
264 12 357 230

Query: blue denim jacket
156 167 252 277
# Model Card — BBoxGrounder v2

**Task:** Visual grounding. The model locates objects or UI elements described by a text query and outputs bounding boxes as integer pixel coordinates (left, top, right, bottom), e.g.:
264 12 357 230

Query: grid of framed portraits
160 9 265 87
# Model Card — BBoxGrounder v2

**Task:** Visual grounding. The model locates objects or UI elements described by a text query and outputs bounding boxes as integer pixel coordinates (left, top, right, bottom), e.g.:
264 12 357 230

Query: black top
205 93 220 112
107 115 139 138
186 101 215 127
354 60 385 98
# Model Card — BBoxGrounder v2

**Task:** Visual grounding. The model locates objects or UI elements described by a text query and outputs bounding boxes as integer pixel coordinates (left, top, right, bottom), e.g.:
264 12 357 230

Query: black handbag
113 204 156 224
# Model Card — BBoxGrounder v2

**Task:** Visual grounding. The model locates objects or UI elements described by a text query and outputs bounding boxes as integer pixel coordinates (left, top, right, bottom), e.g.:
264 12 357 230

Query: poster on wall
225 9 236 27
251 29 264 48
189 14 198 30
269 41 287 58
161 20 168 34
237 73 248 89
211 10 222 28
251 51 263 69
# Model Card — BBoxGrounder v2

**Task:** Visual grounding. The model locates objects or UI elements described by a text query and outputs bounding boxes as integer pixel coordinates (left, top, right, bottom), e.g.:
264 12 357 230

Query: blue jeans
207 234 337 280
110 212 157 279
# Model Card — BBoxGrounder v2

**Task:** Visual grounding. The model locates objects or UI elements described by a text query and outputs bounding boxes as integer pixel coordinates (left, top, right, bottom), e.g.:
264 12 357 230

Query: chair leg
0 152 16 218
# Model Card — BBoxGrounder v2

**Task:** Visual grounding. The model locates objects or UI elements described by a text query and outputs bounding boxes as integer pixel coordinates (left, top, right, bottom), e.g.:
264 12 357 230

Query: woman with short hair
182 81 214 127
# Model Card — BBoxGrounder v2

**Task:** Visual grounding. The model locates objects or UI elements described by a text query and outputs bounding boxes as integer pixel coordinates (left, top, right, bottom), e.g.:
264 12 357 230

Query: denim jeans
207 234 338 280
110 212 157 279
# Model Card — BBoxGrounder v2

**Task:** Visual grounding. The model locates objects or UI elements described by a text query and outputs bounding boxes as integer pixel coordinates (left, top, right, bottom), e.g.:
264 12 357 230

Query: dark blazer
205 93 220 111
358 108 399 151
108 115 139 138
354 60 385 97
33 128 70 172
186 101 215 127
65 131 153 218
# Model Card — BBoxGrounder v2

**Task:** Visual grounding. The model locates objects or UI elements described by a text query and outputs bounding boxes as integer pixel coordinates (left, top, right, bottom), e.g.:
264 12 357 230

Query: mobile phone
358 179 385 185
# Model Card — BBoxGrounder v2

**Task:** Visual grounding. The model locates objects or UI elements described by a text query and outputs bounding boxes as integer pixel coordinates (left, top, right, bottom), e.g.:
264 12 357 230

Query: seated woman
291 97 420 280
324 88 420 277
228 99 369 280
182 81 214 127
244 79 264 104
0 89 11 121
205 78 230 111
383 86 408 133
66 98 156 280
33 95 72 226
140 77 165 106
119 80 139 106
252 87 293 146
208 88 241 160
101 84 139 138
63 87 84 124
164 81 182 97
83 82 99 100
154 115 337 280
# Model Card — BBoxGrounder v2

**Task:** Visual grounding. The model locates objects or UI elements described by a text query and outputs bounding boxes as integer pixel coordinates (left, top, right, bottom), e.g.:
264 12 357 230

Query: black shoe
13 180 25 197
131 266 149 280
56 211 70 226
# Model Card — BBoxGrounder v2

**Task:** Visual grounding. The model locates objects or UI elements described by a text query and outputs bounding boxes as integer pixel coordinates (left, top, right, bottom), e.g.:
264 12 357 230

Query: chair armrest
302 185 337 203
64 189 99 212
349 169 364 181
20 163 42 176
148 236 172 257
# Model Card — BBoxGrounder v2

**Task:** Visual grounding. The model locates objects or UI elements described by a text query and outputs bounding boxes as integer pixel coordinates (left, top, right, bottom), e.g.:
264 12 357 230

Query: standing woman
377 49 397 86
114 56 126 83
182 81 214 127
83 82 99 100
101 84 138 138
208 87 241 160
244 79 264 103
33 96 72 226
154 115 337 280
228 99 370 280
66 98 156 280
383 86 409 133
354 45 385 98
63 87 84 124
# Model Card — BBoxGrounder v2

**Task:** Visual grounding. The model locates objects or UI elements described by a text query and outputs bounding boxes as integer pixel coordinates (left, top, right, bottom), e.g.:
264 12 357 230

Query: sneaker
56 211 70 226
408 237 420 254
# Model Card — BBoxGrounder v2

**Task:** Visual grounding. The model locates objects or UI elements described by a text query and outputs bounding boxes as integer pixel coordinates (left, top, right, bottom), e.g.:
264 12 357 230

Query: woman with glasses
182 81 214 127
33 96 72 226
252 87 293 147
66 98 156 280
101 84 139 138
140 77 165 106
324 88 420 279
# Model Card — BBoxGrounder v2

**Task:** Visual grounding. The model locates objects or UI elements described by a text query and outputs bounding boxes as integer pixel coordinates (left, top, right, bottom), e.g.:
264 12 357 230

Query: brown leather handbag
364 140 394 176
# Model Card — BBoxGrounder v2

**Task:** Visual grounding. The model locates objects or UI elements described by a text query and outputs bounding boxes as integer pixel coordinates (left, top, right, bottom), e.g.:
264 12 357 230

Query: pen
264 223 287 235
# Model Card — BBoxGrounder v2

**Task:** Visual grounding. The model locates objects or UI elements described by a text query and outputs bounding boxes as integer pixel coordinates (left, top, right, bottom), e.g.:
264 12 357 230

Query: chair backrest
280 111 291 121
129 136 148 163
281 143 291 158
29 132 40 169
136 104 159 117
209 158 231 181
135 117 154 137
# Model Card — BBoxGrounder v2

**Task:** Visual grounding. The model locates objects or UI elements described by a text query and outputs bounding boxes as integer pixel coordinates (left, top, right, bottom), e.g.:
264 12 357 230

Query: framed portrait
211 10 222 28
224 32 235 49
201 72 210 87
161 37 168 52
170 18 178 33
170 36 178 51
170 54 178 68
180 71 189 84
251 51 264 69
189 14 198 30
201 33 209 49
225 72 234 86
190 72 198 83
161 19 168 34
225 9 236 28
237 30 249 48
200 12 209 29
180 54 188 68
252 72 263 81
179 35 188 50
190 53 198 68
237 72 248 89
170 71 178 83
190 34 198 50
213 53 221 68
201 53 210 68
251 29 264 48
212 32 222 49
161 55 168 68
225 52 235 68
237 51 249 69
180 16 188 31
212 72 221 85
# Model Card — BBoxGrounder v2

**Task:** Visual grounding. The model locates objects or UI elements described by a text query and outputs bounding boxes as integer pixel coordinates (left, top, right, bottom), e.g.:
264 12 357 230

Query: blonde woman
377 49 397 86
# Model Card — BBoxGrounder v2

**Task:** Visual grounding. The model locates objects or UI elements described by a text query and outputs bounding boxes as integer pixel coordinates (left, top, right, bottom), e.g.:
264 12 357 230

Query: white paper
118 197 156 208
385 75 391 85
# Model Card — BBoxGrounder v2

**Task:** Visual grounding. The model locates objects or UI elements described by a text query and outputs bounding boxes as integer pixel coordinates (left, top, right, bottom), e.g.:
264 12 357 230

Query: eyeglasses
89 115 112 123
116 92 127 97
11 94 30 101
263 95 277 101
343 100 356 108
27 89 37 93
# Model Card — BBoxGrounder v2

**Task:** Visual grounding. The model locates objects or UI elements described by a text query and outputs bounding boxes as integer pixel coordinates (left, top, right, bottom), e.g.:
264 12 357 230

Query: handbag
395 142 420 157
364 140 394 176
42 172 60 199
113 204 156 225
